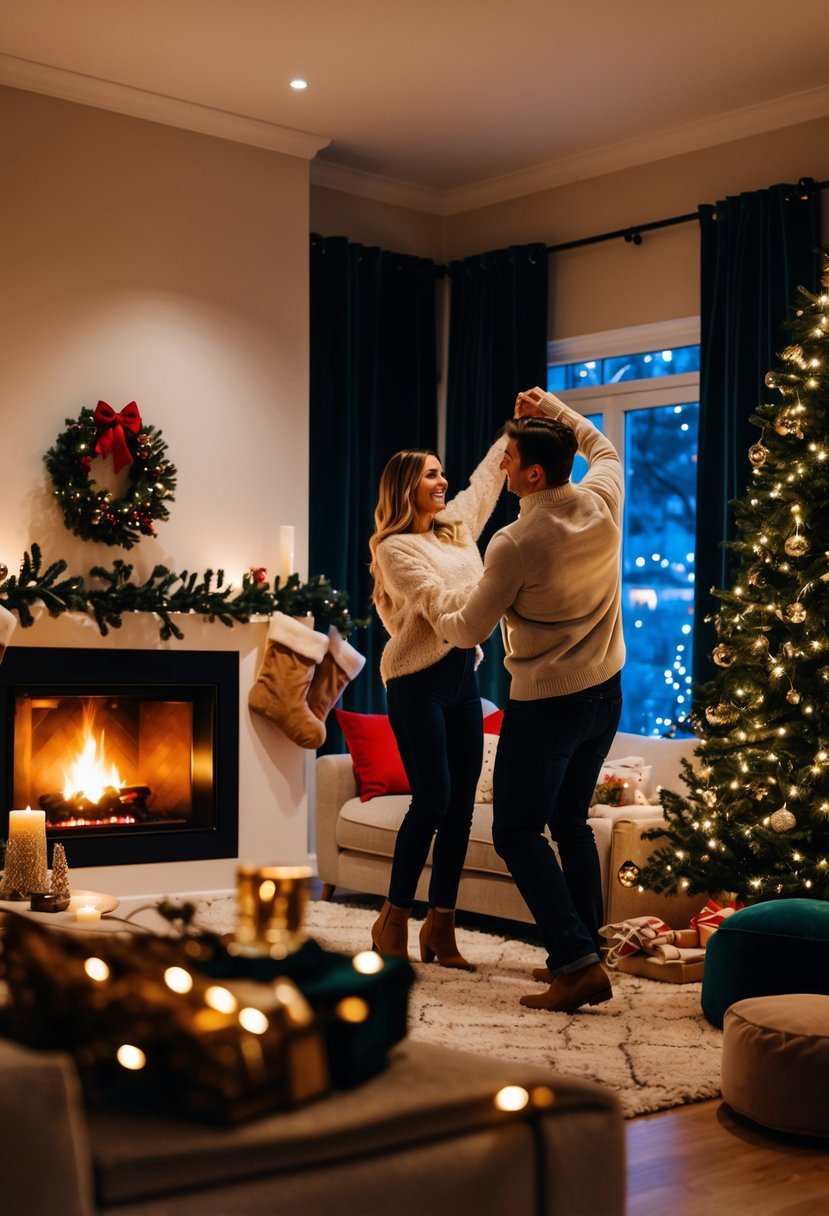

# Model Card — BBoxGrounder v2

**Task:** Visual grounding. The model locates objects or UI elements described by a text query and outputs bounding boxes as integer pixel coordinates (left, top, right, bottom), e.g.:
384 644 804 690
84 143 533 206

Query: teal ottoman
701 898 829 1028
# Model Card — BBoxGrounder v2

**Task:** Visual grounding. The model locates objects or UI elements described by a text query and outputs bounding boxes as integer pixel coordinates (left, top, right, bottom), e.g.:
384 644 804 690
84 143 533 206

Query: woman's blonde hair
369 449 460 607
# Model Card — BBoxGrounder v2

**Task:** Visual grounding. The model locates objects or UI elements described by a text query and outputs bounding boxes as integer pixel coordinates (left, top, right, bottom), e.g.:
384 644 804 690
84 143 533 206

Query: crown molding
0 54 330 160
311 83 829 218
309 157 446 214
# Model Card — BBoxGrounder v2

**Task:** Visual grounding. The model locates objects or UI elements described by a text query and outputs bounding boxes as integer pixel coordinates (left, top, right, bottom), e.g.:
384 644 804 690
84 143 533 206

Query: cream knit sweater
374 439 507 684
432 395 625 700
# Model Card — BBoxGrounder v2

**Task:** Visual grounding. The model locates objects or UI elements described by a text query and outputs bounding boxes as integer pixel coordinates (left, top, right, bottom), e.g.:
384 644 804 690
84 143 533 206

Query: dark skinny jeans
385 647 483 910
492 672 623 975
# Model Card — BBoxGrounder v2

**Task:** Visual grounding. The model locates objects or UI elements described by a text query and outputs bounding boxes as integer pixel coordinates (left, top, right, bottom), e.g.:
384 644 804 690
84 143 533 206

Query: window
548 319 700 736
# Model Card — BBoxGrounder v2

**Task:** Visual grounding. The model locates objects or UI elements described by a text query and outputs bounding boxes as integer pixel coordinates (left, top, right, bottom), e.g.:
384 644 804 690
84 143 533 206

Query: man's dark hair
503 416 578 485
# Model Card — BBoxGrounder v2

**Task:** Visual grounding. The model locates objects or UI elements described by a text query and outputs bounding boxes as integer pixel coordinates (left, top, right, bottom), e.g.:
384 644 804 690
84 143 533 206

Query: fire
63 729 122 803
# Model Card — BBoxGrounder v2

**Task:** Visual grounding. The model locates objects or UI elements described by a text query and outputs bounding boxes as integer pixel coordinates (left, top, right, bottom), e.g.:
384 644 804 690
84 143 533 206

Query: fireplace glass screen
1 648 239 867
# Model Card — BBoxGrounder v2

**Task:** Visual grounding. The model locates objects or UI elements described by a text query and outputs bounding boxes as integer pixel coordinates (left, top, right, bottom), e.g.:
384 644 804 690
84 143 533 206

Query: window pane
621 402 698 735
571 413 602 484
549 344 699 389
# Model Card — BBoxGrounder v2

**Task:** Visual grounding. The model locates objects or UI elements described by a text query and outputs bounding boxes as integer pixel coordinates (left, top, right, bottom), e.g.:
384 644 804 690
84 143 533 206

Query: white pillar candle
75 904 102 923
278 525 295 584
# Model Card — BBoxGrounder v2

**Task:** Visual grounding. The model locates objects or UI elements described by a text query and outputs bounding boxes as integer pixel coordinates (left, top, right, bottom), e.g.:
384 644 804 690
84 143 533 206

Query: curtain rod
437 177 827 273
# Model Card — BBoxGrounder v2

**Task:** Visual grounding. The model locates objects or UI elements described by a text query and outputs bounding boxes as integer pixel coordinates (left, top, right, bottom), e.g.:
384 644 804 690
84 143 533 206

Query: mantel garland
44 404 178 549
0 545 359 642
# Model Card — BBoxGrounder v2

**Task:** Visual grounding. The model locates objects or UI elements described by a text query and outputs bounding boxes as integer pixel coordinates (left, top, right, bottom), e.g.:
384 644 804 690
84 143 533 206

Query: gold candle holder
234 865 312 958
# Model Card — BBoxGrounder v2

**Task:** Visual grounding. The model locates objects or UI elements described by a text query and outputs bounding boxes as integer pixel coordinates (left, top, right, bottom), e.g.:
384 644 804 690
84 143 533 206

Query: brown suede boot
531 965 554 983
519 962 612 1013
419 908 476 971
371 900 410 960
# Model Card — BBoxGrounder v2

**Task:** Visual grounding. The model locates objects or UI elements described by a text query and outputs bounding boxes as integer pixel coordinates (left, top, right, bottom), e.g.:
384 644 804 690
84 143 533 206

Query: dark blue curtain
692 185 821 690
445 243 549 706
309 235 438 734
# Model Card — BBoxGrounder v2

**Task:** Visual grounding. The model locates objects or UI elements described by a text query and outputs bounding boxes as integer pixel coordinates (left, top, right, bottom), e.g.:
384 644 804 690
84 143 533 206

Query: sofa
1 1033 625 1215
315 728 706 931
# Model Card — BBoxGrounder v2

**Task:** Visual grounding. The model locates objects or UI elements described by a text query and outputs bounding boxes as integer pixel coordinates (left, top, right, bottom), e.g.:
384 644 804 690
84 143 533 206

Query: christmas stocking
249 612 330 749
0 604 16 665
307 626 366 725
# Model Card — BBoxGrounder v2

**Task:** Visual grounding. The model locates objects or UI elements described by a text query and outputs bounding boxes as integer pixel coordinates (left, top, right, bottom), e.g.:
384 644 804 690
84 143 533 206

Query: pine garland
0 544 361 641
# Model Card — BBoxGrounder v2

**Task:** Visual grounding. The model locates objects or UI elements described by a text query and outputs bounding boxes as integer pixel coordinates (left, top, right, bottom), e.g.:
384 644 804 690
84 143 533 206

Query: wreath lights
44 402 178 549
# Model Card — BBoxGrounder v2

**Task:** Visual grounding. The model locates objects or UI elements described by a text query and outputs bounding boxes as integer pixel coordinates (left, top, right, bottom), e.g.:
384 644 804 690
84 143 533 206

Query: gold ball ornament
0 563 7 582
769 808 796 833
784 533 809 558
616 860 641 889
786 689 801 704
748 443 769 467
712 645 735 667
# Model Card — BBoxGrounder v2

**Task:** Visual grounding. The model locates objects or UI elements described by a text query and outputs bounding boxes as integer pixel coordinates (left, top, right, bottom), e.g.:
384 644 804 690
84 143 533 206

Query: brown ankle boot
519 962 612 1013
371 900 410 960
531 965 554 983
419 908 476 971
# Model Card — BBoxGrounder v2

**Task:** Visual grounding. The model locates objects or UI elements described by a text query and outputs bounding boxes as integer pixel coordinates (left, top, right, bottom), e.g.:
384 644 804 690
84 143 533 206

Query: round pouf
721 994 829 1137
701 898 829 1028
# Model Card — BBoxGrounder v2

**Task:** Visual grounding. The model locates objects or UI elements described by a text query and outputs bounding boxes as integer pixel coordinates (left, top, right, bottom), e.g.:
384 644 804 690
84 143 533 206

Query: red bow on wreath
93 400 142 473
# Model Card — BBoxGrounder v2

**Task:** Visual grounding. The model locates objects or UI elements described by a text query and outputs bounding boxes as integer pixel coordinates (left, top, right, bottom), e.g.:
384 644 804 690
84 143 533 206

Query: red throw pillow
335 710 410 802
483 709 504 735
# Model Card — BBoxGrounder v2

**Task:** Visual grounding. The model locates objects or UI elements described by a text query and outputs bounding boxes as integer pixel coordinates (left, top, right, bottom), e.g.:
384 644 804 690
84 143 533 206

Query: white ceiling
3 0 829 212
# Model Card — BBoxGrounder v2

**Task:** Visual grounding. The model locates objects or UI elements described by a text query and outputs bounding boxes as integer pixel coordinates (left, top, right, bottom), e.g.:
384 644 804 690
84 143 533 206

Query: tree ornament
748 443 769 467
753 635 770 653
786 689 801 704
705 702 738 726
0 563 7 582
747 566 765 587
44 404 178 549
780 602 807 624
781 345 804 363
773 407 804 438
712 644 735 667
784 532 809 557
616 859 641 889
765 371 780 389
769 808 796 833
749 782 768 801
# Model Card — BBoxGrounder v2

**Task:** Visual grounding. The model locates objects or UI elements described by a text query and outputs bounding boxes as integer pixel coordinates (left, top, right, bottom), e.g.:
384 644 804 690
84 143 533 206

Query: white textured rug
196 897 722 1119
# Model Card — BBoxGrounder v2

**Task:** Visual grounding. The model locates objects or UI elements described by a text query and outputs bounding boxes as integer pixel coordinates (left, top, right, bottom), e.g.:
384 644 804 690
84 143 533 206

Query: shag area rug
196 897 722 1119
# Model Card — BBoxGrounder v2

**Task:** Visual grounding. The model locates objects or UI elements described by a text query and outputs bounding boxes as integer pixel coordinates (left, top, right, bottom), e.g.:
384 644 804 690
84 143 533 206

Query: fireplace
0 647 239 868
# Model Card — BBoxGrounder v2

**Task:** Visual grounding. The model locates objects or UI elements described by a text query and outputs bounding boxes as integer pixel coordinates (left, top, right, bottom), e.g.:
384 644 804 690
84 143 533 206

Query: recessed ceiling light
290 79 308 90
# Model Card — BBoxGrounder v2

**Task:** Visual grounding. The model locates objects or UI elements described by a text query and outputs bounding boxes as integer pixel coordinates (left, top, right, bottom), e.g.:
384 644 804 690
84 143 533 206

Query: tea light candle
75 904 102 923
278 525 295 584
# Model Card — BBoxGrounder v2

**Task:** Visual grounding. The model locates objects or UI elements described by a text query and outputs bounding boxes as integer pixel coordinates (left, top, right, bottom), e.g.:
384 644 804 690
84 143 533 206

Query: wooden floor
626 1097 829 1215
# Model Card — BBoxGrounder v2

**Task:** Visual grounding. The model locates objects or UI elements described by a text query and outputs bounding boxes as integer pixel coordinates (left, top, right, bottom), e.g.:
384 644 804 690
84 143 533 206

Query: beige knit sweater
374 439 507 684
431 394 625 700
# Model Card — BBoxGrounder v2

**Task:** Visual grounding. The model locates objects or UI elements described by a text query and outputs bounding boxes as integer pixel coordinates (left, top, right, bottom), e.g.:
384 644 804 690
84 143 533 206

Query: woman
368 437 507 968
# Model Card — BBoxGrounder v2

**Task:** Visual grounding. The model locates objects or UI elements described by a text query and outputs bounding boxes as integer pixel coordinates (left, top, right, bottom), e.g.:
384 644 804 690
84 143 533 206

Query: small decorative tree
50 842 71 898
641 256 829 904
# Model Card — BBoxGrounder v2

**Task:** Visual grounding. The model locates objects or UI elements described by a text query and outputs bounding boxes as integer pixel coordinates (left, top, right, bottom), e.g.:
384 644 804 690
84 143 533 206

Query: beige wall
312 115 829 338
311 185 444 260
1 85 314 897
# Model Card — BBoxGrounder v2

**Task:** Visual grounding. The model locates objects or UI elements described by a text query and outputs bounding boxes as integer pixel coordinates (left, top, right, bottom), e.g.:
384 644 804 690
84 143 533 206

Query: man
431 387 625 1012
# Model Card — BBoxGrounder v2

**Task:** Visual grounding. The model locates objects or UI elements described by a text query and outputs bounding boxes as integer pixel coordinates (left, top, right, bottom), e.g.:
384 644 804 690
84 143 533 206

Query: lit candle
8 807 48 883
75 904 102 923
278 525 295 584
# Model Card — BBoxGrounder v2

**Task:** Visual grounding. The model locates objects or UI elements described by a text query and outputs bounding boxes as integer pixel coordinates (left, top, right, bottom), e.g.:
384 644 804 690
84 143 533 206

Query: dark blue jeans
492 673 623 975
385 648 483 909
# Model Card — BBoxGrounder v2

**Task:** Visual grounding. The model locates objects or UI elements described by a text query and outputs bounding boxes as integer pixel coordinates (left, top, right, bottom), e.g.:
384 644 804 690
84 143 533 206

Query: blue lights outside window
548 345 699 392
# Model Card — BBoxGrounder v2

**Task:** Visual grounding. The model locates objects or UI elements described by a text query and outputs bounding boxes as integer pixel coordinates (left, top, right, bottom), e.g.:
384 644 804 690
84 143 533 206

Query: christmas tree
641 255 829 905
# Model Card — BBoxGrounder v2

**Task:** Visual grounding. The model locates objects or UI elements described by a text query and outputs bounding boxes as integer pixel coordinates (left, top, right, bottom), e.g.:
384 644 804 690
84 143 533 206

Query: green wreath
44 402 177 549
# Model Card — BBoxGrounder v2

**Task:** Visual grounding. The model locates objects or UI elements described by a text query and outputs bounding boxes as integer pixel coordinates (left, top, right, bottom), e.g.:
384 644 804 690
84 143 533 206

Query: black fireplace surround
0 647 239 868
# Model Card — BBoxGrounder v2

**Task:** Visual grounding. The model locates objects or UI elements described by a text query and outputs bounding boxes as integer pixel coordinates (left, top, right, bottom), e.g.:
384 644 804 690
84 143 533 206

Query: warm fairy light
84 957 110 982
205 986 237 1014
336 997 370 1023
494 1086 530 1112
750 878 762 888
164 966 194 994
239 1007 269 1034
117 1044 146 1071
352 950 384 974
793 852 802 862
